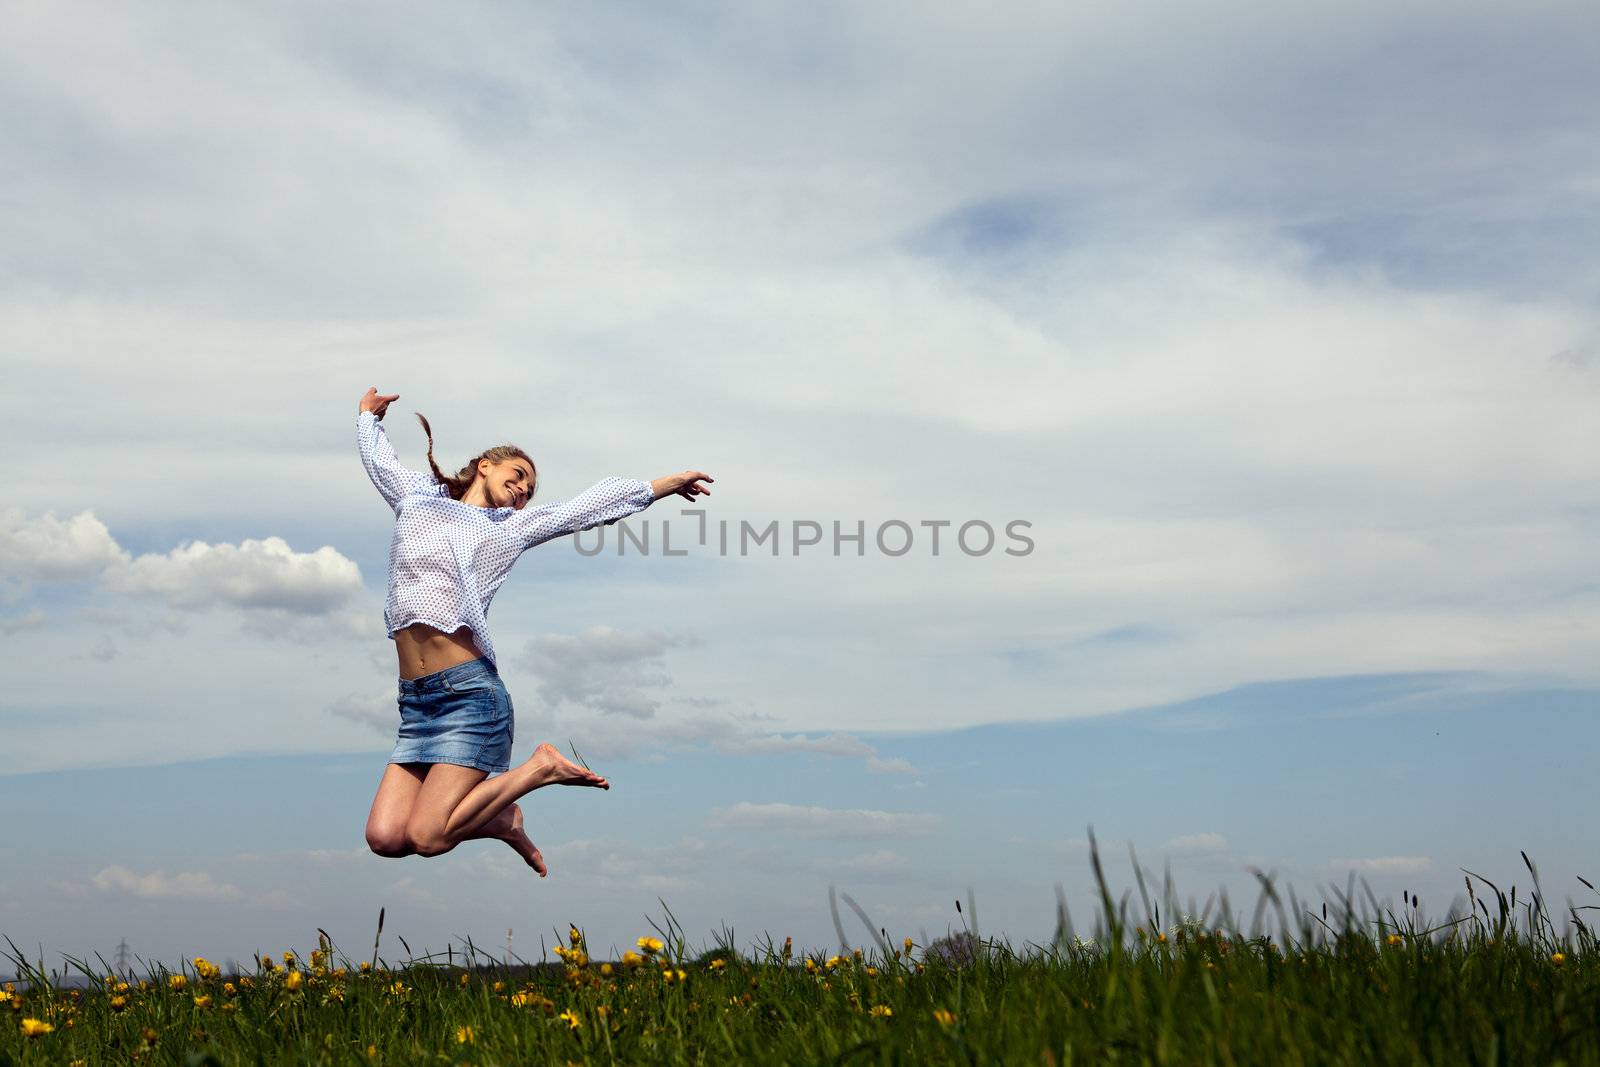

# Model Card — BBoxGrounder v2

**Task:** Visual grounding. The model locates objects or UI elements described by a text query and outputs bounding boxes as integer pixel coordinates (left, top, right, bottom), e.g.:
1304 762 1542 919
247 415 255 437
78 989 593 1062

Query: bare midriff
395 622 486 681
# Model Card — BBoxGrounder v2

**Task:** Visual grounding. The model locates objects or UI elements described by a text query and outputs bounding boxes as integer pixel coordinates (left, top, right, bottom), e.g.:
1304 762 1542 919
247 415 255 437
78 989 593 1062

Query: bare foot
487 802 547 877
530 742 610 790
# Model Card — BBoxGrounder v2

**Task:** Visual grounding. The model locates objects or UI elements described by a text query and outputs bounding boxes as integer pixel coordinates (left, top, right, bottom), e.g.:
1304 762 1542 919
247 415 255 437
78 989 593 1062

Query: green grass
4 842 1598 1065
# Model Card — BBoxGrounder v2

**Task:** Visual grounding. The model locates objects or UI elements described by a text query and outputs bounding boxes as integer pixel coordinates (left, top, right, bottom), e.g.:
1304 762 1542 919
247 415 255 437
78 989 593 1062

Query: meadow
3 842 1597 1065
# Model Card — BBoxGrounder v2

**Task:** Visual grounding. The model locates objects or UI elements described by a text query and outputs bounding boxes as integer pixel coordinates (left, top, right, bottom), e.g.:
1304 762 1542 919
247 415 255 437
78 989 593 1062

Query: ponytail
414 412 537 504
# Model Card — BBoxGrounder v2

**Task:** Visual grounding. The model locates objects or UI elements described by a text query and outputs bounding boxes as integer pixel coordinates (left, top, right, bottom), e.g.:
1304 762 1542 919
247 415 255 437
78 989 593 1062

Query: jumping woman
355 387 712 876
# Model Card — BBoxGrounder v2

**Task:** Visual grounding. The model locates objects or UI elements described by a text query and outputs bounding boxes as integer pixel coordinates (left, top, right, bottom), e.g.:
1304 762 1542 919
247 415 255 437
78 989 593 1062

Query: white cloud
89 864 242 902
0 608 47 635
1162 833 1229 855
386 874 445 911
0 508 129 582
838 850 910 876
328 693 395 735
105 536 363 614
717 733 873 758
540 836 709 893
0 505 371 654
866 756 918 775
251 888 297 910
521 625 702 719
707 802 938 839
1328 856 1434 875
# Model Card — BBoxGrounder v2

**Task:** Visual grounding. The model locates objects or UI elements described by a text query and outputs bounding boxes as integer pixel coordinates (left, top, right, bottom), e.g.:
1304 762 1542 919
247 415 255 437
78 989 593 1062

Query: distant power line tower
114 938 131 976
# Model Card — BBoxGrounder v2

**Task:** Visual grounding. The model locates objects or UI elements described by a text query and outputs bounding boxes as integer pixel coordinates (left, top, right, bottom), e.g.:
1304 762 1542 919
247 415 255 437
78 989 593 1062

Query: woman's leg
365 763 426 856
437 743 607 844
366 763 542 866
405 762 552 874
397 745 606 874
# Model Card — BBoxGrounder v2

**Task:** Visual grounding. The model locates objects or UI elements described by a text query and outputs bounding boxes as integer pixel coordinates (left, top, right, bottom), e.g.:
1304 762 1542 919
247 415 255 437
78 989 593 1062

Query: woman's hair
414 412 537 503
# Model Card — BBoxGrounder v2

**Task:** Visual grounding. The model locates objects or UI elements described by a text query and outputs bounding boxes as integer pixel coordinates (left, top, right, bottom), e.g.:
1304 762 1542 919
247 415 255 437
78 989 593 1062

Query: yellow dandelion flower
0 990 10 1005
456 1025 475 1045
904 937 915 955
388 981 407 996
637 936 664 955
193 995 212 1009
222 1002 237 1014
110 996 128 1012
168 974 188 991
865 967 878 977
492 980 505 993
1552 952 1566 966
71 1060 87 1067
510 992 534 1008
359 962 372 973
569 926 583 947
281 951 295 964
284 970 304 992
326 987 345 1003
709 958 726 971
661 969 675 984
677 968 688 982
1157 932 1168 944
870 1004 892 1018
21 1017 54 1037
366 1043 378 1059
825 956 843 970
621 951 644 967
238 977 255 990
600 963 614 977
932 1008 956 1026
1386 934 1403 947
804 958 818 973
459 973 470 987
558 1008 581 1030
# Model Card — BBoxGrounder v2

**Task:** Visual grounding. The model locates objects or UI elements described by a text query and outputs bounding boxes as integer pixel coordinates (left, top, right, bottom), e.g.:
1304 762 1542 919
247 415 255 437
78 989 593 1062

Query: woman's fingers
359 387 400 412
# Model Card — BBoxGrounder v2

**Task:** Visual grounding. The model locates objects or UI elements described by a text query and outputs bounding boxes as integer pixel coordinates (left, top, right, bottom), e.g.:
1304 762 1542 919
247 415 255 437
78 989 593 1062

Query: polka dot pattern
357 410 654 670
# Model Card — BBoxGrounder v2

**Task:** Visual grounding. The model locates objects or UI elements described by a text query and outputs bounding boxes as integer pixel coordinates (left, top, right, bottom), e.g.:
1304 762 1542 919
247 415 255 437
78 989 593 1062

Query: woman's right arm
357 388 437 510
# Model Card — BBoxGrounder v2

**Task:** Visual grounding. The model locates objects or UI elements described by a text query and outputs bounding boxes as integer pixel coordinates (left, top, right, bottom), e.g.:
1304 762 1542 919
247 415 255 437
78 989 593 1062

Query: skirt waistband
398 656 497 693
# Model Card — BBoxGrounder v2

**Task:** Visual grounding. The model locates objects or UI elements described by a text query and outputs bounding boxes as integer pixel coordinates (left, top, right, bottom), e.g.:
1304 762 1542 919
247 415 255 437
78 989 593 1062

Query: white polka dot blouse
357 410 655 670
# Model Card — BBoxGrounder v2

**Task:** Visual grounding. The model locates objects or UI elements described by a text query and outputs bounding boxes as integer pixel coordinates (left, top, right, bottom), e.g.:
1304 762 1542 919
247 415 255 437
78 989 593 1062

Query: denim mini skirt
390 657 514 774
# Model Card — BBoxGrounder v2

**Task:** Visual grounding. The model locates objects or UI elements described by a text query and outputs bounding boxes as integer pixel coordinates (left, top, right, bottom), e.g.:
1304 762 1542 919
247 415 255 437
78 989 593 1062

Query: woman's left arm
508 476 657 550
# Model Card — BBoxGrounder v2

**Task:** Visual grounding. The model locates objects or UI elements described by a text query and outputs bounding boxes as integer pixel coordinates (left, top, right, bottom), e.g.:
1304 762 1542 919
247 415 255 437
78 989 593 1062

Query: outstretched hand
661 471 714 502
359 387 400 419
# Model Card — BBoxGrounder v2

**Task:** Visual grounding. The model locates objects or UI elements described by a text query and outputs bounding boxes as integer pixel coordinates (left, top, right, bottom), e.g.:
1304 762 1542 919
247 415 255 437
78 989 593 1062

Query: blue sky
2 1 1598 973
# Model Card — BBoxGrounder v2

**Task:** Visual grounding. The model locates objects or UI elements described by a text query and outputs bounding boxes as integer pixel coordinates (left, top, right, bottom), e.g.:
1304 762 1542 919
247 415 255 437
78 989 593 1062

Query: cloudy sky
3 2 1598 972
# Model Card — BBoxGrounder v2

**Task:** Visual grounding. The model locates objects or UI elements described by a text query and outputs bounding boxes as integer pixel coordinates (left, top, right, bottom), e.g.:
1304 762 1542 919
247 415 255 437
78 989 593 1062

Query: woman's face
481 457 535 510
